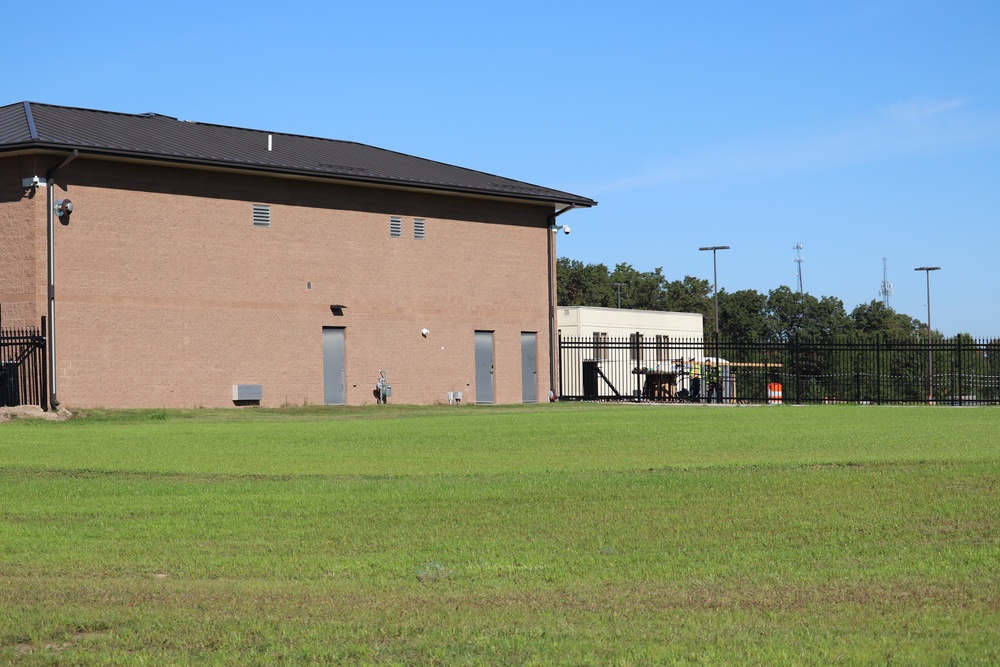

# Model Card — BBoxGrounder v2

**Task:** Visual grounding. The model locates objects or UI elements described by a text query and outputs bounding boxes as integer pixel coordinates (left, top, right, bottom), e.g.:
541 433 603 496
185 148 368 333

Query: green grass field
1 403 998 665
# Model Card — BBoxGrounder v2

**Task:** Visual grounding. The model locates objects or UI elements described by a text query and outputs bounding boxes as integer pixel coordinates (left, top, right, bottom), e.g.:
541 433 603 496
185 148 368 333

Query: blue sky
7 1 999 337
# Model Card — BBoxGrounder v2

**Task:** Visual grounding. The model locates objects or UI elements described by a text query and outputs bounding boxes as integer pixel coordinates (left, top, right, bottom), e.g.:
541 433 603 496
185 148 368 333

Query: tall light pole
699 246 730 335
612 282 625 309
914 266 940 403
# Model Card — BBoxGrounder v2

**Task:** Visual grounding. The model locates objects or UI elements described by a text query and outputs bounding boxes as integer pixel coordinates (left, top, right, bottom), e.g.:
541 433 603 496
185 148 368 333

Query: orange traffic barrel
768 382 783 404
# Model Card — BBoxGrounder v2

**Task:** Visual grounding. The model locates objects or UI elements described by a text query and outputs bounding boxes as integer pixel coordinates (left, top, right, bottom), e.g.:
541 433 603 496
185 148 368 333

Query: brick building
0 102 594 408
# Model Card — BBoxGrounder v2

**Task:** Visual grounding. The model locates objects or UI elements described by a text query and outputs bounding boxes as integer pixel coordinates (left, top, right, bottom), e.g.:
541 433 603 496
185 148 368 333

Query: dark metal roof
0 102 595 208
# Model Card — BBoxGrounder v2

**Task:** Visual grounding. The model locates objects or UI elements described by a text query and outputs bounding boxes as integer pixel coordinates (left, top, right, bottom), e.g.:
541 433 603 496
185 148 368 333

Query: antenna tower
880 257 893 307
793 243 804 293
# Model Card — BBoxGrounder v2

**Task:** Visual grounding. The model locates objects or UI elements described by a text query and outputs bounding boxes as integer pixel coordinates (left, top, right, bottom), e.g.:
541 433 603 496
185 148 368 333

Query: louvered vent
390 216 402 238
252 204 271 228
414 218 426 240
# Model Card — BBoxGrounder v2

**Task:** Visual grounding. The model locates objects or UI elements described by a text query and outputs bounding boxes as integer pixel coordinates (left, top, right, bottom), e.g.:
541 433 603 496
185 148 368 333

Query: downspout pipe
547 205 575 400
45 149 79 409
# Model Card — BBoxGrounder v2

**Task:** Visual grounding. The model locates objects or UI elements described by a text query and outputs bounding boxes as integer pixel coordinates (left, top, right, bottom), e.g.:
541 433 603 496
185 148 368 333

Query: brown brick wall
0 156 46 328
34 157 554 407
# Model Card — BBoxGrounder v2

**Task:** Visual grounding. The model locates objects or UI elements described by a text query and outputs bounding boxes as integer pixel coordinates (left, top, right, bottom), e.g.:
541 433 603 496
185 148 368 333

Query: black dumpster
583 360 599 399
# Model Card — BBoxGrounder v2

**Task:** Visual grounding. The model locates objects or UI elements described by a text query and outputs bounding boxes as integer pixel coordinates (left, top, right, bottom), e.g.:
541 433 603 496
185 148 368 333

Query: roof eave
0 142 597 208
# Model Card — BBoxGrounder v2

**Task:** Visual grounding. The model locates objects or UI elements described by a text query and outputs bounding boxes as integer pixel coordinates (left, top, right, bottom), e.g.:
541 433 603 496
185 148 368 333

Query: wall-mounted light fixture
54 199 74 220
330 304 346 317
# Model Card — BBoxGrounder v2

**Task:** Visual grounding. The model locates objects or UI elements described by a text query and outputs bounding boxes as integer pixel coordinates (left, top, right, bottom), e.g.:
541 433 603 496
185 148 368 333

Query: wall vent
252 204 272 228
390 216 402 238
232 384 263 402
414 218 426 240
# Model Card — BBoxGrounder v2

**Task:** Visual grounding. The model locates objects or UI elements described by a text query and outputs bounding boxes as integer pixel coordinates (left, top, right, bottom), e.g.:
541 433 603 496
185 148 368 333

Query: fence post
40 315 48 412
792 336 800 405
957 336 963 407
557 333 563 401
875 334 882 406
855 339 861 402
634 331 641 400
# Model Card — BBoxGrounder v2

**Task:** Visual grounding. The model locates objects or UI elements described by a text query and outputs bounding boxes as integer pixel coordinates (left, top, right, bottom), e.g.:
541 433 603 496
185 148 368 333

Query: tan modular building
558 306 704 341
0 102 594 408
557 306 706 400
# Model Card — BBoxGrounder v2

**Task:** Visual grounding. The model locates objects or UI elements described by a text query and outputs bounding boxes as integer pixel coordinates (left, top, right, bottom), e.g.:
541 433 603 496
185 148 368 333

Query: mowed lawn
1 404 997 665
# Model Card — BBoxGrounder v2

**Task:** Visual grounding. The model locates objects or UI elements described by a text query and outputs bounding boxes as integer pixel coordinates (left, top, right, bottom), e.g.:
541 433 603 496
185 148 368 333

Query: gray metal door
521 332 538 403
474 330 495 404
322 327 346 405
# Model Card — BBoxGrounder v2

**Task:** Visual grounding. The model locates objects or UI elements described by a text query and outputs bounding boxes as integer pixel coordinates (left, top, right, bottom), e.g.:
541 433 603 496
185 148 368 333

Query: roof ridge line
168 115 386 152
20 101 181 122
17 102 553 190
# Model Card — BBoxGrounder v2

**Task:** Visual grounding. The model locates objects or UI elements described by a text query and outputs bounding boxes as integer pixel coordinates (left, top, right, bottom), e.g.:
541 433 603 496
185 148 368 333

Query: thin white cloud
882 97 969 122
588 98 1000 195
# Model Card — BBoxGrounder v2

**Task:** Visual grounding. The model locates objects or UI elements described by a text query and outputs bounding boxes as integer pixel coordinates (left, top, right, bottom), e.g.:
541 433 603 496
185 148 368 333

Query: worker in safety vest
705 361 723 403
689 359 702 402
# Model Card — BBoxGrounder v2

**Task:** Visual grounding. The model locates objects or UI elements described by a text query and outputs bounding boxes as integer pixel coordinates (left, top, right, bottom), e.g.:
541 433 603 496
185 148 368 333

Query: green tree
850 300 922 338
556 258 614 307
717 289 769 342
763 287 851 400
608 263 671 310
557 258 711 315
947 332 983 402
765 286 850 341
980 339 1000 401
661 276 712 320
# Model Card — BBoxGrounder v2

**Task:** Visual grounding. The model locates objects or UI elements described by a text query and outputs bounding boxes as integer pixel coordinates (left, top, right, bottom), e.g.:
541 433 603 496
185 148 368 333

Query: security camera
421 328 429 337
562 225 571 235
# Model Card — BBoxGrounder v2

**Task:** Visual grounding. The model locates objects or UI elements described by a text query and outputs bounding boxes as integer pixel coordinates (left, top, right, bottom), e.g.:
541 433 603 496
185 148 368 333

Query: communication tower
793 243 804 293
880 257 893 307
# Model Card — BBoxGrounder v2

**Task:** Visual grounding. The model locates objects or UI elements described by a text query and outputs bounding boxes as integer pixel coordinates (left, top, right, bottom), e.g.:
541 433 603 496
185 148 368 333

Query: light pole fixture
612 282 625 309
699 246 730 335
914 266 940 403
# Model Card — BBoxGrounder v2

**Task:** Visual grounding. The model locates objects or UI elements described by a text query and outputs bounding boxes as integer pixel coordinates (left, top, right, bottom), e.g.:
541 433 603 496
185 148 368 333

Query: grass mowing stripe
2 463 996 584
2 404 998 476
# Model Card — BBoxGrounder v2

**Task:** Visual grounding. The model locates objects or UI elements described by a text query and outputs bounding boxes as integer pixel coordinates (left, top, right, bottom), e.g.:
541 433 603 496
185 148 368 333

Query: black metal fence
0 318 47 410
559 333 1000 405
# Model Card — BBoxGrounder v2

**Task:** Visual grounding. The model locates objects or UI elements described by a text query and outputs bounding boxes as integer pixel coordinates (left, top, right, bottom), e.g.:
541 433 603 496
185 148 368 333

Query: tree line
557 258 928 341
557 259 1000 403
